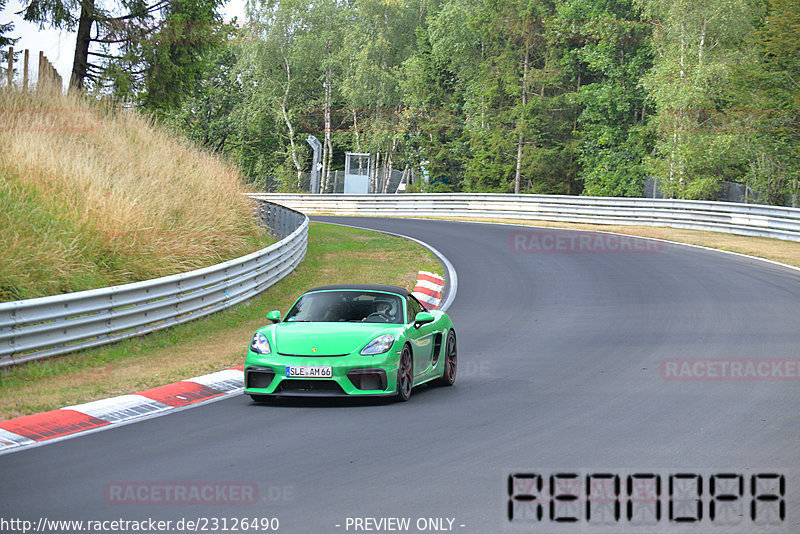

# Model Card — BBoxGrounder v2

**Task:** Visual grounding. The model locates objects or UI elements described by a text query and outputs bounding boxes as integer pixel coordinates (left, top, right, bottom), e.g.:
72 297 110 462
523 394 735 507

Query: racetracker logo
510 230 663 253
104 482 260 505
661 358 800 381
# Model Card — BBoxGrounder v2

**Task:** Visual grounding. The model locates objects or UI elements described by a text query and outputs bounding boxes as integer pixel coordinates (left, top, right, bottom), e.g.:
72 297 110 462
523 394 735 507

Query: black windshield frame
284 291 405 324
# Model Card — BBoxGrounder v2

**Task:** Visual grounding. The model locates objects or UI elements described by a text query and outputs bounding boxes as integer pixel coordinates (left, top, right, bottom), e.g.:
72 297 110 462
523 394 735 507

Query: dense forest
12 0 800 203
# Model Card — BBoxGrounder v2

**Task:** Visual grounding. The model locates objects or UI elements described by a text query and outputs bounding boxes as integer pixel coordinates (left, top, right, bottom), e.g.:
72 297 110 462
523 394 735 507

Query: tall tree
22 0 167 90
637 0 753 199
120 0 226 113
400 14 470 190
292 0 346 192
241 0 323 188
340 0 425 193
1 0 19 76
732 0 800 205
433 0 577 193
557 0 653 197
22 0 223 96
166 28 242 155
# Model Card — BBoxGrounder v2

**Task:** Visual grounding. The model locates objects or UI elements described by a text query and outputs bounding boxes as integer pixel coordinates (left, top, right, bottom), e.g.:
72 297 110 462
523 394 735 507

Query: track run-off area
1 216 799 534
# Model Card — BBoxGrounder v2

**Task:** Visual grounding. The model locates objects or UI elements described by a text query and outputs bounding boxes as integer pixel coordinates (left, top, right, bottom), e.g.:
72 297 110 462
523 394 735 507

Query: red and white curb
0 366 244 455
0 271 451 455
413 271 444 309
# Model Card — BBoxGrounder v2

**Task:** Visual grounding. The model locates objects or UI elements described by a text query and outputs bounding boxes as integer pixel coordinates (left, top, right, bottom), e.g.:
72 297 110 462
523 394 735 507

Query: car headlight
250 332 271 354
360 334 395 355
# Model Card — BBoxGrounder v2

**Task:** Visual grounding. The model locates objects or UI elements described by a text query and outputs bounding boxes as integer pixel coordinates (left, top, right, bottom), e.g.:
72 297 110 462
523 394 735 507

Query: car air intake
246 367 275 389
275 380 347 396
347 369 388 391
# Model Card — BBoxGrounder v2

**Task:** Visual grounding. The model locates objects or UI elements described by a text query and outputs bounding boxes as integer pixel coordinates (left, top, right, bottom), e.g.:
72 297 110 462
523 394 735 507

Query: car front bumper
244 352 400 397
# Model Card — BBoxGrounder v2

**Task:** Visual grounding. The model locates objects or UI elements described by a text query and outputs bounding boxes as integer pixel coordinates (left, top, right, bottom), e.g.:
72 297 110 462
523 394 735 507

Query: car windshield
284 291 404 324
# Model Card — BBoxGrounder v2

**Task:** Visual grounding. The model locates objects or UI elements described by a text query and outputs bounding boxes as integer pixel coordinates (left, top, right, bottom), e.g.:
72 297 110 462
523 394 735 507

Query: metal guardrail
0 201 308 367
250 193 800 243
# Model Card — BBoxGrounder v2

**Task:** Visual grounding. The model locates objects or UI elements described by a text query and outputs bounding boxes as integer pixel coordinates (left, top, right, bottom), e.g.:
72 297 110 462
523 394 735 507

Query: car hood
270 322 399 356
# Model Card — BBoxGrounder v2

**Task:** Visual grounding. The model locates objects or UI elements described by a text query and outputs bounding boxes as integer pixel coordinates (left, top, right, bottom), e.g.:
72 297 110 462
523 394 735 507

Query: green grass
0 222 442 419
0 87 271 301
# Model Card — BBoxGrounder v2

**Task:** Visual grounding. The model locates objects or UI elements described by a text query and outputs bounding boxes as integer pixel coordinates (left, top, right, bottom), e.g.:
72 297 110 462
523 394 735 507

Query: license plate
285 366 333 378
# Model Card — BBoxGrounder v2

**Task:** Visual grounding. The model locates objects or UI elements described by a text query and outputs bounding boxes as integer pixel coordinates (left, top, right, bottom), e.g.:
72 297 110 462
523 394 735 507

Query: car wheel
249 394 274 403
435 330 457 386
395 345 413 402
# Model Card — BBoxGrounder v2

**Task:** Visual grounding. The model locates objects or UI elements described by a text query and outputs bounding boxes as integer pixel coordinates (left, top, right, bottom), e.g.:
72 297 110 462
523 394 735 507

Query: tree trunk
383 137 398 193
70 0 94 90
371 151 380 193
514 26 531 195
352 108 361 151
321 66 333 193
281 56 303 186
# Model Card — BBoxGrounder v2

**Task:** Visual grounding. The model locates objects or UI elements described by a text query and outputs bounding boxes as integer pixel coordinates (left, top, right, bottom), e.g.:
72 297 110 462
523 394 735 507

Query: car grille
275 379 347 396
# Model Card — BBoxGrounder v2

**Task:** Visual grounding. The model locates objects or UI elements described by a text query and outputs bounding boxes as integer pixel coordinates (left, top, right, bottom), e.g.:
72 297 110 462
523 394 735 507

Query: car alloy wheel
396 345 413 401
436 330 457 386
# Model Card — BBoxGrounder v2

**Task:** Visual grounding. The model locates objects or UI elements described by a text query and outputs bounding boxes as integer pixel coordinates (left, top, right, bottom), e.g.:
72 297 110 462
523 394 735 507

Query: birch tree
731 0 800 205
341 0 423 192
637 0 753 198
242 0 317 188
557 0 653 197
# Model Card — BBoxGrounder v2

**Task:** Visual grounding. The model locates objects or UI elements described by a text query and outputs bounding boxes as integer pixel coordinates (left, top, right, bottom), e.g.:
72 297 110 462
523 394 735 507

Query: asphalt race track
2 216 799 534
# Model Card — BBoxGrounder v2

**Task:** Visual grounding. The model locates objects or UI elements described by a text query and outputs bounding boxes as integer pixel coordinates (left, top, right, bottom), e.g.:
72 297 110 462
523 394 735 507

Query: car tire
249 394 274 404
434 330 457 386
395 345 413 402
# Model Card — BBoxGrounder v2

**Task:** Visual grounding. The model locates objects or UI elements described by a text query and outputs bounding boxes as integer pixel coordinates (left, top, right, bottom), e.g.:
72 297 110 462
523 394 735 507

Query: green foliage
137 0 226 113
0 0 18 56
164 39 240 153
418 0 585 194
636 0 755 199
29 0 792 203
556 0 653 197
22 0 78 29
399 24 468 189
92 0 228 114
728 0 800 205
234 0 320 189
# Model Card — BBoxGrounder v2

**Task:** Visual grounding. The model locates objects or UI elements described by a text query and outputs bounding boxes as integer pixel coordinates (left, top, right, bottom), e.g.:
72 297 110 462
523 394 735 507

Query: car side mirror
266 310 281 324
414 311 434 328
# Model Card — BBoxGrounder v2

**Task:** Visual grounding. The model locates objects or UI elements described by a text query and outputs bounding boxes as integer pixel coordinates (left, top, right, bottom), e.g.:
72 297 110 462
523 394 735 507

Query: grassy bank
0 223 441 419
0 88 269 301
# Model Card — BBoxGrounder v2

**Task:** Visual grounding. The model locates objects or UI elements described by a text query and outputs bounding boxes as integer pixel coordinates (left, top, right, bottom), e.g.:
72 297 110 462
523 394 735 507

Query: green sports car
244 284 457 402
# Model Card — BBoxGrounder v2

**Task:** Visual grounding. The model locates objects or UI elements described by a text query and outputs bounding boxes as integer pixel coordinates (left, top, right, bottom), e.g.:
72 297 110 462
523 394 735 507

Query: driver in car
363 300 393 322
